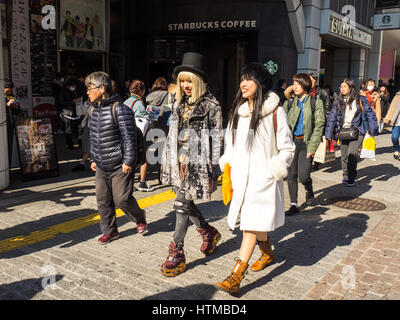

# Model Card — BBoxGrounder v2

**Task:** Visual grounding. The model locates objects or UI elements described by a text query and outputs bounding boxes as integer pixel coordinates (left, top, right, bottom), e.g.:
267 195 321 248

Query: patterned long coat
161 91 223 200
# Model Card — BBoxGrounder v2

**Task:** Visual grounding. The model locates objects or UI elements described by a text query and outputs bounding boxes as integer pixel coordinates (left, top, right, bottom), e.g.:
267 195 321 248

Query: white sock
291 203 299 208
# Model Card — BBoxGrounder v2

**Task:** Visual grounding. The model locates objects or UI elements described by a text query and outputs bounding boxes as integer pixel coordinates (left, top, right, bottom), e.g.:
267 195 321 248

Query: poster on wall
15 117 59 177
59 0 106 51
11 0 33 116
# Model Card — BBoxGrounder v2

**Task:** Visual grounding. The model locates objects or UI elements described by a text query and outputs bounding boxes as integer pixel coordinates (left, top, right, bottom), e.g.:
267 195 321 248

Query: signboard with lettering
373 13 400 30
168 20 257 32
15 117 59 177
328 15 372 48
11 0 33 116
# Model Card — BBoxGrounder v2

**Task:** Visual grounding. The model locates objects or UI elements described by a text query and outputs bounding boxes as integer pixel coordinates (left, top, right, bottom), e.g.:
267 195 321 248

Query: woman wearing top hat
215 63 295 294
160 52 224 277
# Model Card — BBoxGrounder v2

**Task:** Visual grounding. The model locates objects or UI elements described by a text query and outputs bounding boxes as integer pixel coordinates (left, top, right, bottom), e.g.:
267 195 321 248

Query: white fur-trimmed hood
238 91 280 118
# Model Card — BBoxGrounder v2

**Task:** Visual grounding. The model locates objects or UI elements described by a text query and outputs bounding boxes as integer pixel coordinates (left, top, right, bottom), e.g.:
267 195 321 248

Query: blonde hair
176 71 206 103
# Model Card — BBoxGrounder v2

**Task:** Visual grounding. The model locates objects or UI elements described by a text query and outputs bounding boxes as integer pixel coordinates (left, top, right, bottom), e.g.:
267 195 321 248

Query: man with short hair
86 71 148 244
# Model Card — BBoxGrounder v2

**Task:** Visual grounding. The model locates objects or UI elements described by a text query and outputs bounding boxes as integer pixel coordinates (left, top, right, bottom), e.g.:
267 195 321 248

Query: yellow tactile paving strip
0 190 176 254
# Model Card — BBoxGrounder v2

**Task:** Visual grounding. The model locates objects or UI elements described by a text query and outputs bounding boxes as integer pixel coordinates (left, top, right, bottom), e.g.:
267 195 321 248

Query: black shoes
306 191 315 206
285 205 300 216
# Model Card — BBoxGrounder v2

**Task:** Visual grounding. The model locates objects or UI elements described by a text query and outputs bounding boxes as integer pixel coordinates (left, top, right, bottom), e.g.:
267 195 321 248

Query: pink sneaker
98 231 120 245
137 211 148 235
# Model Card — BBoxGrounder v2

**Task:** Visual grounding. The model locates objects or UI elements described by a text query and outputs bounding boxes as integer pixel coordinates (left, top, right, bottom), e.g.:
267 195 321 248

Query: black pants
95 166 145 234
287 139 314 204
172 185 208 248
340 135 364 181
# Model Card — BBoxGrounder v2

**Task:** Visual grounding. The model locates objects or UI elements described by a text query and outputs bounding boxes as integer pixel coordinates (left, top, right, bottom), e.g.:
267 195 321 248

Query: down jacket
325 95 378 140
90 94 137 172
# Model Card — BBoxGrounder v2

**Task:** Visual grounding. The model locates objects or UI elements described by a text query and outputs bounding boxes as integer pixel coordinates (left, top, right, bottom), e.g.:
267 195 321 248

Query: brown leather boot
250 238 274 272
160 242 186 277
196 225 221 256
215 259 248 294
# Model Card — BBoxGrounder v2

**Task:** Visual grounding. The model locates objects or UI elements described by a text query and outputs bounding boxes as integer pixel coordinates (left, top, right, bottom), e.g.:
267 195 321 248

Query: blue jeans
392 126 400 152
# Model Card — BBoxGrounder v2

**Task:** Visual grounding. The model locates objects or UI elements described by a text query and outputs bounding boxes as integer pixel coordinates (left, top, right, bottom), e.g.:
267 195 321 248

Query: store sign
168 20 257 31
59 0 106 51
264 60 278 75
373 13 400 30
329 15 372 47
11 0 33 116
32 97 57 130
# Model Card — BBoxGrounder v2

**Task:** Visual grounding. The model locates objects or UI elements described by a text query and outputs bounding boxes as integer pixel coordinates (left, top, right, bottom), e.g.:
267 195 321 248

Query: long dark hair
228 73 270 148
337 78 360 112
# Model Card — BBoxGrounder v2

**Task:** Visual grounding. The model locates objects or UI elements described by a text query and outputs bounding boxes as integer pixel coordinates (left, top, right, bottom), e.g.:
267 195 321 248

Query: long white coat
219 92 295 232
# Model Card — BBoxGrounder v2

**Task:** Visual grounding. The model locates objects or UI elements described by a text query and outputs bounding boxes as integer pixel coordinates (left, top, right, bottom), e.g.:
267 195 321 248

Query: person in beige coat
215 63 295 295
384 92 400 160
362 79 382 127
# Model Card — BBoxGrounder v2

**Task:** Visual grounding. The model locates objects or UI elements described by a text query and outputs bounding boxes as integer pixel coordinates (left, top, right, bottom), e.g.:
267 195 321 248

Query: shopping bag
314 137 335 163
360 134 376 161
222 163 233 206
135 117 150 135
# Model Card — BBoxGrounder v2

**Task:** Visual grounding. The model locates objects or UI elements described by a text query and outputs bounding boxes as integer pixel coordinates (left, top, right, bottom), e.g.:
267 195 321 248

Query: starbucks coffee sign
328 15 372 47
168 20 257 31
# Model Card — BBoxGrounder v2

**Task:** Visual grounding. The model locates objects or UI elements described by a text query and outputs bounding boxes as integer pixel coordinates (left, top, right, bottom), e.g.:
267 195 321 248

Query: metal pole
0 3 10 190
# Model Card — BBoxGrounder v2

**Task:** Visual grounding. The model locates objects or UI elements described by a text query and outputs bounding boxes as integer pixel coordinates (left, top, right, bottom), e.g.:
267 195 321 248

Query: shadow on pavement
142 283 217 300
236 212 369 298
0 185 96 213
0 275 64 300
315 163 400 205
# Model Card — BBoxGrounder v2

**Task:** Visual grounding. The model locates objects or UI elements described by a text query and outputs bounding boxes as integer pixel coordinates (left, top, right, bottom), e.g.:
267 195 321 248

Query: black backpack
90 102 146 168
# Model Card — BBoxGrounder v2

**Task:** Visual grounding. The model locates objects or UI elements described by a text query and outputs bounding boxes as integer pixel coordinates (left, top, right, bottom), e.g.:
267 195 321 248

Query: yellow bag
222 163 233 206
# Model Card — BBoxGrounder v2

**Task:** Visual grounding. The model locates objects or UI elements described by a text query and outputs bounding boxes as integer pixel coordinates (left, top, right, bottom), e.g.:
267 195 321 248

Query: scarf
365 91 374 106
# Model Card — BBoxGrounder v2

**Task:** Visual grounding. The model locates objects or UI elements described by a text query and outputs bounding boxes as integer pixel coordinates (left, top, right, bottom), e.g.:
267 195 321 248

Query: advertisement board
15 117 59 177
59 0 106 52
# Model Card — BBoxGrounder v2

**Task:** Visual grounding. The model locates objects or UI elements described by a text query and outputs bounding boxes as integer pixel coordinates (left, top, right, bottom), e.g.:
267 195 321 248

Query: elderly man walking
86 71 148 244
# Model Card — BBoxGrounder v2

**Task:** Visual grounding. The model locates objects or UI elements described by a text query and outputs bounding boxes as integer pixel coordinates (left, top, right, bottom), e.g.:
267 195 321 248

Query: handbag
338 126 359 141
222 163 233 206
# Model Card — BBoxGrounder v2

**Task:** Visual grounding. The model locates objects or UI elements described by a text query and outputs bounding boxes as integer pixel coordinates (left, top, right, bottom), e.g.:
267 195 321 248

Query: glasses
87 86 101 93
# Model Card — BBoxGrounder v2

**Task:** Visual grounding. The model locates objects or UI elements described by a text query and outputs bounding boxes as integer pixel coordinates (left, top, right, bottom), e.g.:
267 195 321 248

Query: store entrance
60 50 105 79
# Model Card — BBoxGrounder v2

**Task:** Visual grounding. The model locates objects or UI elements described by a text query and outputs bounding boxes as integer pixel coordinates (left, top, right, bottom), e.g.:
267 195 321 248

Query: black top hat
173 52 208 81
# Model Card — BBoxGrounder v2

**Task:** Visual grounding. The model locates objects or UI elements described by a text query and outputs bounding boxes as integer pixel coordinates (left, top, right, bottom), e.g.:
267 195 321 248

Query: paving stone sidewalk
0 131 399 300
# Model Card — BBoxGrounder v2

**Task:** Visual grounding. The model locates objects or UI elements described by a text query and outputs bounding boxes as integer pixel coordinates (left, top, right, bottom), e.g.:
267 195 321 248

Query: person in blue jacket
325 78 378 187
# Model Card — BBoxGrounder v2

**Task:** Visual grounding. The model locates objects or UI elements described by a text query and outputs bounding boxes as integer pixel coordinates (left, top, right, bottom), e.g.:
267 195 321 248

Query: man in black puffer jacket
86 71 148 245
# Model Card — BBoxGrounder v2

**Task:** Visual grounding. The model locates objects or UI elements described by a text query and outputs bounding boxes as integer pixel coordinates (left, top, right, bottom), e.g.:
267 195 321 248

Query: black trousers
287 139 314 204
340 135 364 181
95 166 145 234
172 185 208 248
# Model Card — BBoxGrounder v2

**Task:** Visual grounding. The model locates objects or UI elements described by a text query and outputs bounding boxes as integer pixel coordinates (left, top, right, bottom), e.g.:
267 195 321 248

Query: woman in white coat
215 63 295 294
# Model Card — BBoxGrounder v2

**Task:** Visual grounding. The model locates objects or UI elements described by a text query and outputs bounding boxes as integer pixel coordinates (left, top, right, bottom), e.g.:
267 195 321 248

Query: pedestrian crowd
3 50 400 296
